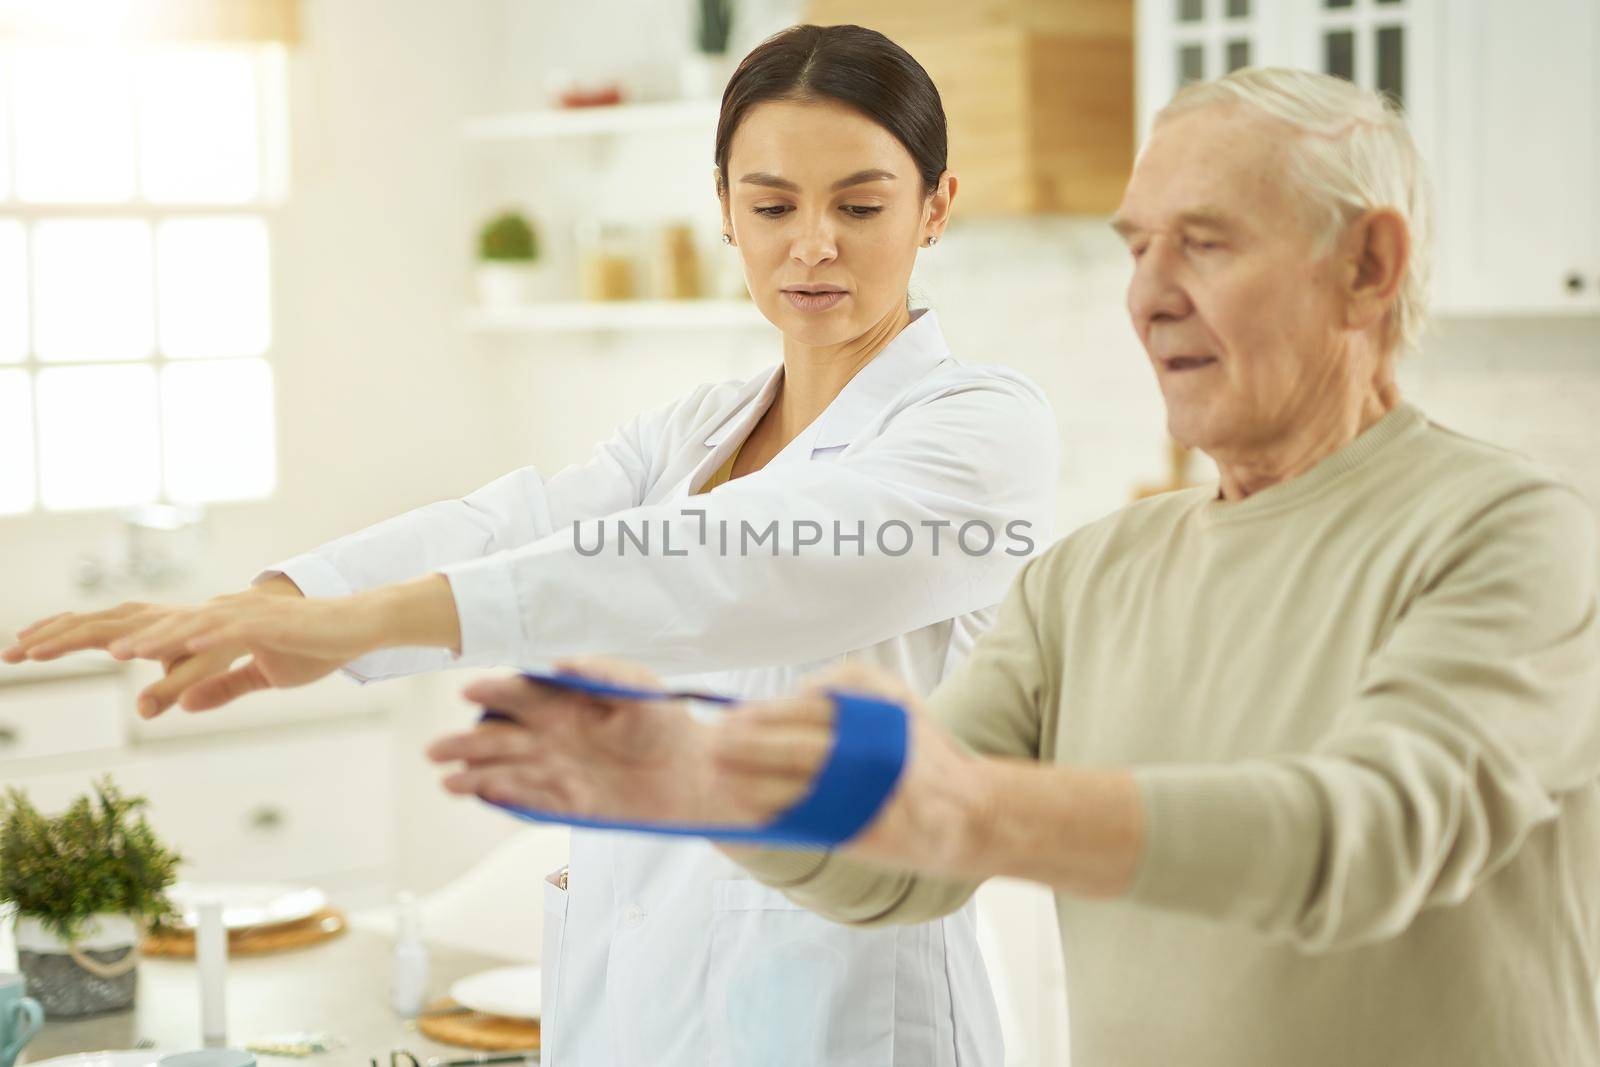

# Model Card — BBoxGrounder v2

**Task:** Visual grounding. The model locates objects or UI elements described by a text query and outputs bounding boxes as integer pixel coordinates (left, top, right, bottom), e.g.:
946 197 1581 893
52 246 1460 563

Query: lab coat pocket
706 878 896 1067
541 868 569 1065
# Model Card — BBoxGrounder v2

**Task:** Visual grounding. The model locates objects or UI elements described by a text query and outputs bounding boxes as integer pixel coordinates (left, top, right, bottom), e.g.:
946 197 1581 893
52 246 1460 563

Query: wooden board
418 998 542 1052
142 908 347 958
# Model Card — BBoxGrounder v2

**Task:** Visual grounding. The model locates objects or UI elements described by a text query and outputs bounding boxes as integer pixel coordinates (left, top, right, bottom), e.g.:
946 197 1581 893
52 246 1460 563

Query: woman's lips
1163 356 1217 372
783 289 849 313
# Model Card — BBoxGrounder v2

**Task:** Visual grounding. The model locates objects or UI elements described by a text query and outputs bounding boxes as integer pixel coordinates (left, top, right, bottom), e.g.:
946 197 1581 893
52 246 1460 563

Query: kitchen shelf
462 100 720 142
465 300 769 333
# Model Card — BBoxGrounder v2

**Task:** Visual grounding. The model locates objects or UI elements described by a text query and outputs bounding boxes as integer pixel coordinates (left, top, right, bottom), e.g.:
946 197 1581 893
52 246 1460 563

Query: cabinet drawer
132 726 396 884
1 724 396 889
0 676 126 763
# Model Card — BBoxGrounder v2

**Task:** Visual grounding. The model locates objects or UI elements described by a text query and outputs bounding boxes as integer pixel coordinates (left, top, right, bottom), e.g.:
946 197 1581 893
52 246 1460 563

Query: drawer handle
1567 272 1588 294
0 724 18 749
248 806 287 832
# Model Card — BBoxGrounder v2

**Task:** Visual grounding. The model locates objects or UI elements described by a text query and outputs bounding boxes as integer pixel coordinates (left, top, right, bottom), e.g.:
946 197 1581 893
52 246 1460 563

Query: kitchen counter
17 929 523 1065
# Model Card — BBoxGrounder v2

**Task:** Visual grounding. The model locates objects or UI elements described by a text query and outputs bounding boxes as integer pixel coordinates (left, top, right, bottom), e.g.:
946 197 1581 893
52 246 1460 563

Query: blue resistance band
475 670 909 848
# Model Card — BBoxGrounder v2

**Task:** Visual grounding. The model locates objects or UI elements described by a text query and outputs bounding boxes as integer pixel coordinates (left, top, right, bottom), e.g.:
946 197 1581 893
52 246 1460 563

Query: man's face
1112 105 1359 457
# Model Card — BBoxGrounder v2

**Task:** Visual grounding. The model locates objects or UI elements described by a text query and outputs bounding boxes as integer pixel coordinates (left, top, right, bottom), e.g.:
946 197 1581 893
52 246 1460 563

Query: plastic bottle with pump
390 891 430 1017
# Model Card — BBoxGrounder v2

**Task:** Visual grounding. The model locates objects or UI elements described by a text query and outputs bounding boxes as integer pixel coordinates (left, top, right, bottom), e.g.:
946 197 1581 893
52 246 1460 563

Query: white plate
29 1051 181 1067
450 964 542 1020
167 881 327 931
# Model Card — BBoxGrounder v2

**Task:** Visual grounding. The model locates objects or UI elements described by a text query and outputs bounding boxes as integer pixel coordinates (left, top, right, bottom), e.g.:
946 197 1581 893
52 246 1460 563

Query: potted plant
0 778 181 1017
680 0 735 98
476 210 544 309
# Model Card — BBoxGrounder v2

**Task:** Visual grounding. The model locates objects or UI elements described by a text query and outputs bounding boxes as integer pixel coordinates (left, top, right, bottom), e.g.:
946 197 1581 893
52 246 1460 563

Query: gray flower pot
14 913 140 1017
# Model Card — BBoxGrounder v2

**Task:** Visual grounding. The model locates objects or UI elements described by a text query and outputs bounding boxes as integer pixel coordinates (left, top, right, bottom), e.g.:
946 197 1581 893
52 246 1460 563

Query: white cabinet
1431 0 1598 314
2 719 397 904
1135 0 1600 317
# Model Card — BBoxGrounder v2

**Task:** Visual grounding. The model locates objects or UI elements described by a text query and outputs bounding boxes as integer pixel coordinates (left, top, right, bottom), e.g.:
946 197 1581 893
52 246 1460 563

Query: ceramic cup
0 972 44 1067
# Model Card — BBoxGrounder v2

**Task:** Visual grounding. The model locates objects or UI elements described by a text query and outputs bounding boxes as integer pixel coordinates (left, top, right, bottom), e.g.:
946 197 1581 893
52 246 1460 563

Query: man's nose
1126 238 1191 327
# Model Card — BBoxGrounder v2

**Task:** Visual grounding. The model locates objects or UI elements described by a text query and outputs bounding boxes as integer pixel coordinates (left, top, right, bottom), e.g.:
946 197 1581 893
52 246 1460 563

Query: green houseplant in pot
476 210 543 309
0 778 181 1017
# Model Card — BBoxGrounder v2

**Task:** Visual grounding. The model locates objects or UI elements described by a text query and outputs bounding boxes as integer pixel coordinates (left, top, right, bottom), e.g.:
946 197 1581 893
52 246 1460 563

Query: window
0 42 286 515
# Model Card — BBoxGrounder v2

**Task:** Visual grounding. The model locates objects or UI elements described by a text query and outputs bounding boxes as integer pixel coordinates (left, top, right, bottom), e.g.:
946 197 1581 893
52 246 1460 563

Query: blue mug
0 972 43 1067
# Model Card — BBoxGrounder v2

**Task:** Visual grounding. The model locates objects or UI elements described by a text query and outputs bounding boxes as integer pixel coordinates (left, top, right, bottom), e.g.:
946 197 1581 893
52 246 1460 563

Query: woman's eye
842 205 883 218
1185 237 1220 252
752 205 790 218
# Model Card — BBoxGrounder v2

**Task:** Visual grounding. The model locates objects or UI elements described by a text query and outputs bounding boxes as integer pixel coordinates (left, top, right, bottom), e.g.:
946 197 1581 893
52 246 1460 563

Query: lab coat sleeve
437 367 1059 675
257 383 722 681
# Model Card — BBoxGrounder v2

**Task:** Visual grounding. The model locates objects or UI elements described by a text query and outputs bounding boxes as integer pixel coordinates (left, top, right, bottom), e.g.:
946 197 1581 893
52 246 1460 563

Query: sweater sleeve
1125 483 1600 952
735 552 1057 925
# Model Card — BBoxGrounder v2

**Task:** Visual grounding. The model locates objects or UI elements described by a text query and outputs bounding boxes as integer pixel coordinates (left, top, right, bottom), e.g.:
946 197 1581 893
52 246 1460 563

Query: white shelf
466 300 768 333
462 100 720 142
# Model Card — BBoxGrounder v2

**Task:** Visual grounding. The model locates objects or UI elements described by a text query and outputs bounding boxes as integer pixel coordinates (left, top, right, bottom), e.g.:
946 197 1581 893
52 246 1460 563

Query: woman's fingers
178 659 273 712
13 612 69 641
18 619 147 661
136 649 239 718
113 609 220 661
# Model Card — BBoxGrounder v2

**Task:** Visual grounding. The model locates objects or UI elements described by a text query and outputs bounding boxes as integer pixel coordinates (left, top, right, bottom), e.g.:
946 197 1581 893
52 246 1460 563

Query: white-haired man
432 69 1600 1066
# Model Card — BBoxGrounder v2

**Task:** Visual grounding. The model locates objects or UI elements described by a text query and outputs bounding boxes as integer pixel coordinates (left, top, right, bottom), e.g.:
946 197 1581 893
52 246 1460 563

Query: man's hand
429 657 997 878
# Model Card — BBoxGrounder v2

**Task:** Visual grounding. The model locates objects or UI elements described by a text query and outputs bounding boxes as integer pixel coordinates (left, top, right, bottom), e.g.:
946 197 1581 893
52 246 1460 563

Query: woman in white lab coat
5 25 1057 1067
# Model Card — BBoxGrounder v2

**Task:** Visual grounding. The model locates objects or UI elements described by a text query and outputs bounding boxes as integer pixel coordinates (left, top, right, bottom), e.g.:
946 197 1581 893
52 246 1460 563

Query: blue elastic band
475 670 908 847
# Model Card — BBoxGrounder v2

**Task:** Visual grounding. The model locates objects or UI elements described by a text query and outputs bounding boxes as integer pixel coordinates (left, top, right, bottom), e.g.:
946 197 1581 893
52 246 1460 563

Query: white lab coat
267 309 1059 1066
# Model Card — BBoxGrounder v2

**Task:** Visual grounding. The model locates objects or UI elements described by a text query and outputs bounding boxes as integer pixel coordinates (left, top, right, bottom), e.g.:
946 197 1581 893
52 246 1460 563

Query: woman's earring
925 235 939 247
720 233 733 246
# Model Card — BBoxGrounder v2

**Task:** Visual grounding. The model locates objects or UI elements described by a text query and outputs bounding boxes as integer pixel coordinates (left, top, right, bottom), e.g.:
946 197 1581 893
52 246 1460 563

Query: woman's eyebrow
738 169 899 192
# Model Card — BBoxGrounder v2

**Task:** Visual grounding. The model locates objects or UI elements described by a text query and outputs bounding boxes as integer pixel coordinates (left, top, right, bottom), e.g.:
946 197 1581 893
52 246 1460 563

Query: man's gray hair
1158 67 1432 355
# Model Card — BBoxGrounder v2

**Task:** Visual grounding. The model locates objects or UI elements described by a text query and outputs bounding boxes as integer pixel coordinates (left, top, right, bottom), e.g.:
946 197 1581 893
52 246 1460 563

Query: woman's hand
2 574 462 717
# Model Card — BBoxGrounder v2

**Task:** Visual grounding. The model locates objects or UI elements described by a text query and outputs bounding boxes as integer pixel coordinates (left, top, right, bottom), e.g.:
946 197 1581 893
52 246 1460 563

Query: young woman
6 25 1058 1067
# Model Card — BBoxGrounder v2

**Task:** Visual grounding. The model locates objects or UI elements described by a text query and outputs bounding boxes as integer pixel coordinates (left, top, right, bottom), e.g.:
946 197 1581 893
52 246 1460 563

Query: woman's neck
771 304 913 441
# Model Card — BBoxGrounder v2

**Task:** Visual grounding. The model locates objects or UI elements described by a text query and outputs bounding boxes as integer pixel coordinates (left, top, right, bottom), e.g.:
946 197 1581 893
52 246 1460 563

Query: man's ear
1342 208 1409 335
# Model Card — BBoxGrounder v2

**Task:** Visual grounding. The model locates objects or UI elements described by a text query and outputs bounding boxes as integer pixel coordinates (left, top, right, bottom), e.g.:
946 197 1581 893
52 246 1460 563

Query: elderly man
432 68 1600 1066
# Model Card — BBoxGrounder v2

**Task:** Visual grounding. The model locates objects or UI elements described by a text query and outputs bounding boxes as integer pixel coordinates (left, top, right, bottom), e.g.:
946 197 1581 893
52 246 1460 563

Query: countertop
17 929 522 1065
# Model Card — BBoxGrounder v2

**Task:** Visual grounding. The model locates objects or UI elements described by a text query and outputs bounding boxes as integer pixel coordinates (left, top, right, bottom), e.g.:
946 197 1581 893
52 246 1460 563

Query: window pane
0 370 34 514
1324 30 1356 82
1178 45 1205 85
1226 0 1250 16
162 359 275 503
1376 25 1405 106
1177 0 1204 21
139 49 260 204
0 221 25 363
1227 39 1252 72
37 364 159 509
12 48 136 203
158 217 271 359
33 219 154 362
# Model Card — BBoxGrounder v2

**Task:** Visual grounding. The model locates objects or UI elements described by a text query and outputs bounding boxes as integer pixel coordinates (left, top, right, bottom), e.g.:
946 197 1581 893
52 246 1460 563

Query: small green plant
0 777 181 942
478 211 540 263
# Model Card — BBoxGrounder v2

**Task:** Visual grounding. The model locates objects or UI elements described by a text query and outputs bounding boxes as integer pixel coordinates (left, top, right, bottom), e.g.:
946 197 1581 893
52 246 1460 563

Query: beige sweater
743 403 1600 1066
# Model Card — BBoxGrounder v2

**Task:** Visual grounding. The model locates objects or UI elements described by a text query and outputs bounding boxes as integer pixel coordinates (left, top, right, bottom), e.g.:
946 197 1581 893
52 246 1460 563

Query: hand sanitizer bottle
390 891 430 1017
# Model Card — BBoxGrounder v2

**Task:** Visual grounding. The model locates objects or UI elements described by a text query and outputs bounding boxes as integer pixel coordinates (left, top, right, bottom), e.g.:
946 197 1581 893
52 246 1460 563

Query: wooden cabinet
1135 0 1599 316
805 0 1136 215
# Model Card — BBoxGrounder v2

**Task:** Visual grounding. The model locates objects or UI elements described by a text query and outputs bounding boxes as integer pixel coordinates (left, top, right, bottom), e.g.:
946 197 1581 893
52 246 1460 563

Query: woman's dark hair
715 24 948 196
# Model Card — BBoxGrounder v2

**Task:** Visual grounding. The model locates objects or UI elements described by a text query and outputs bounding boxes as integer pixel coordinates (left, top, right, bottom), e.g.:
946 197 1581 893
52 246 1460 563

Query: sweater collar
1201 402 1428 523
